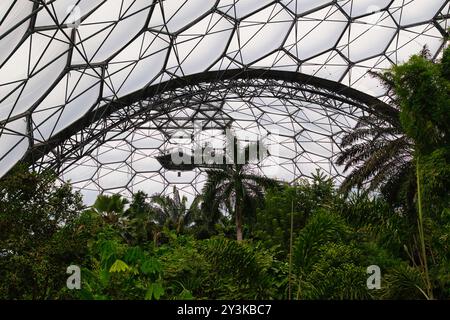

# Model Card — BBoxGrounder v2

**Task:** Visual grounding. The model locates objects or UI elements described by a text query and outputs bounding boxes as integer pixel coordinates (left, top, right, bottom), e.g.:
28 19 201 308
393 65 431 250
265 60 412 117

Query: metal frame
0 0 448 199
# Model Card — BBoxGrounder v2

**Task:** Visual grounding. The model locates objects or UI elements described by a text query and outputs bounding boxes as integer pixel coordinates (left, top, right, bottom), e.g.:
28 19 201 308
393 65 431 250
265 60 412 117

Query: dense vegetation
0 47 449 300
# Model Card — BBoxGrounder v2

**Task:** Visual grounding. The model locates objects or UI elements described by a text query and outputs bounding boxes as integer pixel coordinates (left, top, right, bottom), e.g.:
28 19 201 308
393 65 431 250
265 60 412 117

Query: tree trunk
235 200 243 242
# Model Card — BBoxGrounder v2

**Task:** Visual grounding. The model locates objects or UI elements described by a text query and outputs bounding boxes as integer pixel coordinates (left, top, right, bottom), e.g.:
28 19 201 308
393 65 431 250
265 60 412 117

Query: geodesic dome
0 0 448 203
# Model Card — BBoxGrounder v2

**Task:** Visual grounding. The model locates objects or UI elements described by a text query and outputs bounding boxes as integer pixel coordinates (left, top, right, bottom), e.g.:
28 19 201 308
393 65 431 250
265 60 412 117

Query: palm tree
123 191 156 244
335 71 415 206
92 194 129 225
336 48 441 299
149 185 197 234
336 48 438 204
201 134 279 241
123 188 204 245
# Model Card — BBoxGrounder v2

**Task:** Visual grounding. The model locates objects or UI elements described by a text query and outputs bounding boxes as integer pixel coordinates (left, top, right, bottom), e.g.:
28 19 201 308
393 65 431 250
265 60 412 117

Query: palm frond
337 92 414 200
241 174 280 189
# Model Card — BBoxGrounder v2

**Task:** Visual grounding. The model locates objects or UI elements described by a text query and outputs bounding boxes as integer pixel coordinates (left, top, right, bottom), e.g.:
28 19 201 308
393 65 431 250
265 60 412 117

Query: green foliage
156 235 210 299
109 260 132 273
298 243 371 300
335 46 450 300
382 264 427 300
390 50 450 154
253 186 303 257
1 129 450 301
291 206 417 300
293 210 349 274
254 170 337 257
417 149 450 214
338 194 415 258
148 186 195 235
387 46 450 298
201 133 280 241
337 47 450 211
94 194 128 216
336 101 413 201
0 164 85 299
76 231 166 300
384 46 450 215
146 282 164 300
200 237 287 299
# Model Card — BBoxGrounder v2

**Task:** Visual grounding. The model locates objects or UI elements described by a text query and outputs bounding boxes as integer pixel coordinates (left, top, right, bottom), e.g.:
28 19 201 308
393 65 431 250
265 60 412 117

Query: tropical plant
0 164 85 299
387 45 450 299
335 87 415 205
334 49 448 206
381 264 428 300
334 46 450 299
254 170 337 258
337 46 450 209
389 46 450 215
202 134 279 241
77 232 165 300
148 186 195 235
200 237 287 299
91 194 129 225
122 191 156 245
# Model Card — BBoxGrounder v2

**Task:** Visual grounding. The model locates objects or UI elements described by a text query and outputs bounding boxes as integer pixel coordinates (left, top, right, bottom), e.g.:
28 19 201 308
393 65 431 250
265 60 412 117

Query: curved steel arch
26 69 394 171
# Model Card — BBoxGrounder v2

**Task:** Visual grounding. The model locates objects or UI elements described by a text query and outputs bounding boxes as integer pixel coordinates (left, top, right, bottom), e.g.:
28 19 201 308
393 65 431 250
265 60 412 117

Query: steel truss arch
26 69 394 170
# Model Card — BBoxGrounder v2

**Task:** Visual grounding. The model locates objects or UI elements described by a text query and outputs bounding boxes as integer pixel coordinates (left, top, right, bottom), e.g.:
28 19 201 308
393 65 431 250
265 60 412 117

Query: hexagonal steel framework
0 0 448 203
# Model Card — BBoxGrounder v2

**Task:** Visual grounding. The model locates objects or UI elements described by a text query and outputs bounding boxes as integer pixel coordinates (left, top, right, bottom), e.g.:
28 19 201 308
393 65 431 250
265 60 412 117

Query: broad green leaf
153 282 164 300
145 285 153 300
145 282 165 300
109 259 130 273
